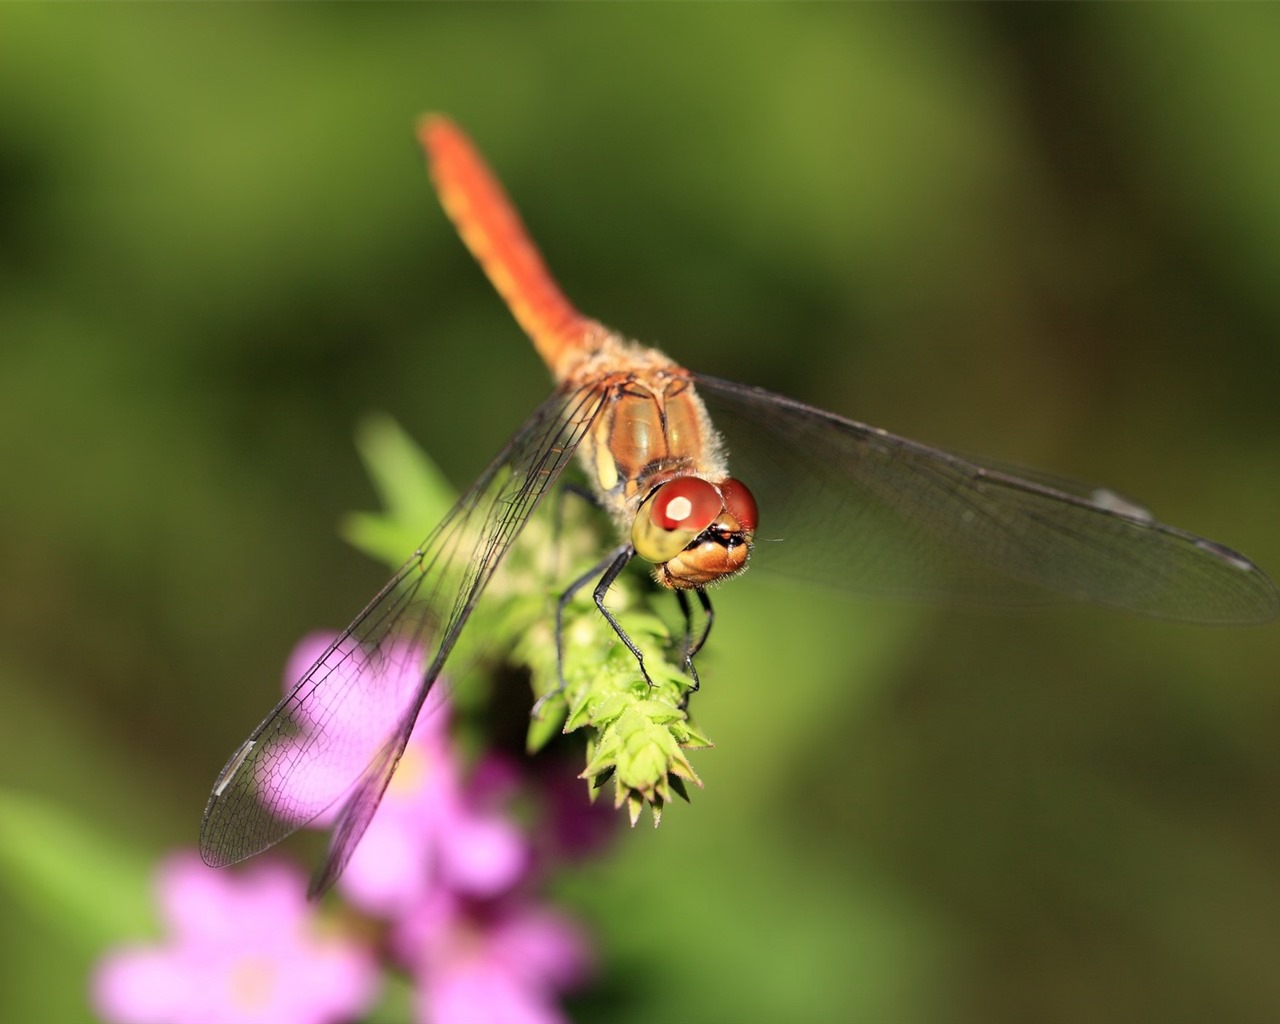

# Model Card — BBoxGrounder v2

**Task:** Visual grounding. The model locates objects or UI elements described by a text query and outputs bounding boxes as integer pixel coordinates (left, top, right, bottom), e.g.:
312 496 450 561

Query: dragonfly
201 115 1278 895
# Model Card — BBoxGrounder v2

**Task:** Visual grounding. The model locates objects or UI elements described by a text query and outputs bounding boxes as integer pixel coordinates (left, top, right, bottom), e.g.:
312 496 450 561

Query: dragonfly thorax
567 334 758 589
572 336 728 519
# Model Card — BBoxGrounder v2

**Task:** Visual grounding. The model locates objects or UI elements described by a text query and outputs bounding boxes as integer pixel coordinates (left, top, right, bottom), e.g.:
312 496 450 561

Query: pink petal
155 853 241 942
336 810 433 914
490 906 592 991
278 943 380 1024
438 813 528 897
424 961 566 1024
92 948 187 1024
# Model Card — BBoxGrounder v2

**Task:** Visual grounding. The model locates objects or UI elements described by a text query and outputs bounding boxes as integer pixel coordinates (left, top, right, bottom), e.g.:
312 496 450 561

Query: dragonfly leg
675 588 716 686
674 588 713 706
532 542 635 718
590 545 650 686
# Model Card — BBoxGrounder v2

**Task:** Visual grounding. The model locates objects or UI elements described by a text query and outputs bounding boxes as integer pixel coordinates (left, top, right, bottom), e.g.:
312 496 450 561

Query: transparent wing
200 384 606 891
696 375 1278 623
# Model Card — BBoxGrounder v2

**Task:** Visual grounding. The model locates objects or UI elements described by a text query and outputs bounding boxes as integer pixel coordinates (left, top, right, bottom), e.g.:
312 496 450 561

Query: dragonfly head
632 475 758 589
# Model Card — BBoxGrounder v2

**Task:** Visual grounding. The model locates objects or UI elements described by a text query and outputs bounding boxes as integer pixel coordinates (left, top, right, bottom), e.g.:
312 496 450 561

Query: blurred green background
2 5 1279 1023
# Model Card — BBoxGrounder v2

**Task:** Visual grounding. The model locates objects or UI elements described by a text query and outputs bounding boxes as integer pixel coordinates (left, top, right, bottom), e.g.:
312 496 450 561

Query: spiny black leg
690 588 713 661
532 543 630 719
674 588 714 708
675 588 716 691
592 546 652 686
674 590 700 692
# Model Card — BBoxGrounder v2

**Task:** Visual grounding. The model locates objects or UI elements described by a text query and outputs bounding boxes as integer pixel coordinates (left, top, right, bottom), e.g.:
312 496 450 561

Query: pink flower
258 632 428 829
523 756 617 865
394 889 592 1024
335 736 529 915
92 853 377 1024
277 633 528 915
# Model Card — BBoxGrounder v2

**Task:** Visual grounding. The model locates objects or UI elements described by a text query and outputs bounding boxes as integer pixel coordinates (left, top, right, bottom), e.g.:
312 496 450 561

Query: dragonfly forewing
199 384 607 878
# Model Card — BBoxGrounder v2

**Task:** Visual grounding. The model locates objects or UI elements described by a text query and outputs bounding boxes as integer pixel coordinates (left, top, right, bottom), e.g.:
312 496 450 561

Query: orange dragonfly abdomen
419 115 600 382
419 116 739 554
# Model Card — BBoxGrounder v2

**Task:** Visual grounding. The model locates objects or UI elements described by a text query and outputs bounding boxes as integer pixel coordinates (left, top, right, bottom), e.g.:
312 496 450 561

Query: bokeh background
3 5 1279 1023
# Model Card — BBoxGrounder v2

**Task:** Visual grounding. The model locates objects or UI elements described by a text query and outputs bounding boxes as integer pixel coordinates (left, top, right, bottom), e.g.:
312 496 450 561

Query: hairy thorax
558 328 729 531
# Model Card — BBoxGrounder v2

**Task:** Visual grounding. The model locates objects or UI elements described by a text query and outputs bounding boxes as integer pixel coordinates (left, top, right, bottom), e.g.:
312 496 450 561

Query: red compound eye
649 477 723 533
718 477 758 532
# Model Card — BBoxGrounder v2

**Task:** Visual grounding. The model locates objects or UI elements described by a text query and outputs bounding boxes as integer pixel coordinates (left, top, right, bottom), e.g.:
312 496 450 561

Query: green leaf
526 701 567 753
0 787 155 949
340 413 458 567
365 969 417 1024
